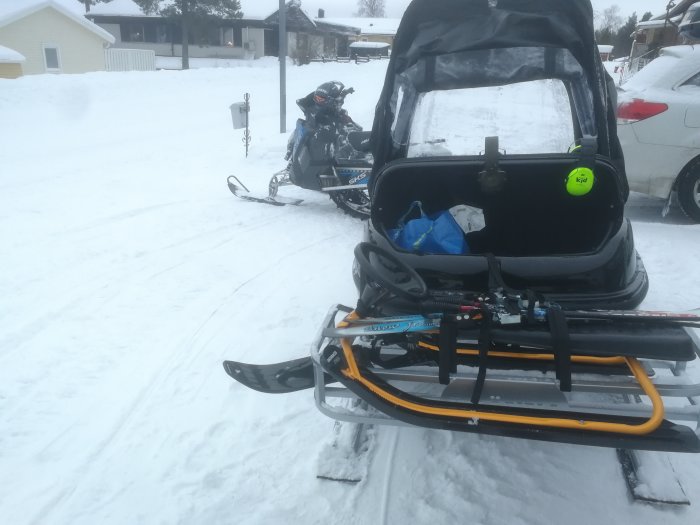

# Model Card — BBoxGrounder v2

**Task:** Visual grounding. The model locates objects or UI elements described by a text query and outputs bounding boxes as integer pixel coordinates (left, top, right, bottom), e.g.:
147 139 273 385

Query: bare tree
356 0 386 18
595 5 623 32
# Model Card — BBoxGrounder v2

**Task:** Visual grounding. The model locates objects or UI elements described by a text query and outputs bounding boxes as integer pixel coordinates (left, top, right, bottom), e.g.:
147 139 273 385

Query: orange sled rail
311 306 700 451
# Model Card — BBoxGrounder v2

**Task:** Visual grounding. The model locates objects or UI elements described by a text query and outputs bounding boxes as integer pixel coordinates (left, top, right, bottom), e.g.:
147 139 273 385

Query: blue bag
387 201 467 254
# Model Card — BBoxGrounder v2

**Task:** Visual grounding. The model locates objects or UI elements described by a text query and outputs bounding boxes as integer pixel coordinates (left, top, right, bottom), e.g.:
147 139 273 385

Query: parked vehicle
617 45 700 221
227 81 372 218
225 0 700 474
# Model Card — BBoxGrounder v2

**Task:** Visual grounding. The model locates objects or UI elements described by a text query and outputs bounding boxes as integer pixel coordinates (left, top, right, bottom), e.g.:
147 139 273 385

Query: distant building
0 0 114 75
597 44 613 61
86 0 360 63
630 0 700 66
317 16 400 49
87 0 268 60
264 3 360 62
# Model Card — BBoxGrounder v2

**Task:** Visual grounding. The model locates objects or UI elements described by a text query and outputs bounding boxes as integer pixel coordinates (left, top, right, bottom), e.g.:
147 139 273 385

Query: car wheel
678 162 700 222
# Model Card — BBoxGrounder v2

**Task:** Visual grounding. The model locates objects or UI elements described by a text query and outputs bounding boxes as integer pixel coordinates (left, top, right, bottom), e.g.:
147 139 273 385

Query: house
0 0 115 75
87 0 359 63
349 41 390 59
264 2 360 62
317 15 400 49
87 0 268 60
0 43 25 78
630 0 700 66
597 44 613 61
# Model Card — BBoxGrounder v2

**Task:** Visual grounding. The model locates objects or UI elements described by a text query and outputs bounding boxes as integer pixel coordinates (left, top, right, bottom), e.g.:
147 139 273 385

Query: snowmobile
224 0 700 503
227 81 373 219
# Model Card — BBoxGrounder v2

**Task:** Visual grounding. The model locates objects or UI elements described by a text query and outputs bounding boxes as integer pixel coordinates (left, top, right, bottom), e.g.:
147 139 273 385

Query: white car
617 45 700 221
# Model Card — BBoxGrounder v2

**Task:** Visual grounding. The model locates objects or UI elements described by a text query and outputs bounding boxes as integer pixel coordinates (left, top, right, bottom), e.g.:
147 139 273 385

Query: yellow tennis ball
566 167 595 196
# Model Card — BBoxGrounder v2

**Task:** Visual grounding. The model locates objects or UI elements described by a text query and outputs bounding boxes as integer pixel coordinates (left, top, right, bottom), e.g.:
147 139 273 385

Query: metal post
279 0 287 134
243 93 251 158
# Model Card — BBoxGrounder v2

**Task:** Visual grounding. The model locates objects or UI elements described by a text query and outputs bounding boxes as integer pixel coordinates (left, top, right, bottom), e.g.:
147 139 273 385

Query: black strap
471 311 492 405
544 47 556 77
425 56 436 89
577 136 597 170
548 307 572 392
486 253 506 291
438 318 458 385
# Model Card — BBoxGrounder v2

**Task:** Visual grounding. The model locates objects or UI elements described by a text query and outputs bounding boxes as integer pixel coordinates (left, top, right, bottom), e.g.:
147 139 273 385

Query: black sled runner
224 0 700 503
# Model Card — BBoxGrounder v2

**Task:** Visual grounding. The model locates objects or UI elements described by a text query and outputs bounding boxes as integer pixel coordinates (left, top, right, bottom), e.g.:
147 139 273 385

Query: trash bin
230 102 247 129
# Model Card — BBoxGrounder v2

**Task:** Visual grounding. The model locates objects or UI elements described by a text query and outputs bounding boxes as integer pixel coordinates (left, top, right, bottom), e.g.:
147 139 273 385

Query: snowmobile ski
227 175 303 206
617 449 690 506
223 357 332 394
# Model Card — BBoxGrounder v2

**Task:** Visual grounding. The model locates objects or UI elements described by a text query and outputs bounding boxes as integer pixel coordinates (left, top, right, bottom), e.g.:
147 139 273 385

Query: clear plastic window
390 47 596 156
407 80 575 157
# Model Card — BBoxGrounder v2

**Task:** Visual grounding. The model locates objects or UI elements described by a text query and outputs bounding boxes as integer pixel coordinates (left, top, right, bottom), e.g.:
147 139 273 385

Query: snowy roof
318 17 400 36
597 45 613 53
637 17 682 30
88 0 153 17
0 0 115 42
89 0 305 23
350 41 390 49
0 43 25 63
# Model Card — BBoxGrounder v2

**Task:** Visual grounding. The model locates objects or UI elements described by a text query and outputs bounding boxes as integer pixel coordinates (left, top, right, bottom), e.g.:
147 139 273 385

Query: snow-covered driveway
1 61 699 525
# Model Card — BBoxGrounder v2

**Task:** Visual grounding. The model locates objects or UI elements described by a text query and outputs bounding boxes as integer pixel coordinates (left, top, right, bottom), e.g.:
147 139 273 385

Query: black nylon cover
369 0 628 199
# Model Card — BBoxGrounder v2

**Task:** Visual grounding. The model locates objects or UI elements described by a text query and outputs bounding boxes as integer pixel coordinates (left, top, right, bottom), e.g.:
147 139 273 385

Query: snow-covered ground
1 60 700 525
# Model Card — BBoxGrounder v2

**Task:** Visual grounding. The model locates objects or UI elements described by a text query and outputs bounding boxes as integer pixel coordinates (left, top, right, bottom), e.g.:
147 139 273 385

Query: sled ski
223 357 332 394
617 449 690 506
227 176 303 207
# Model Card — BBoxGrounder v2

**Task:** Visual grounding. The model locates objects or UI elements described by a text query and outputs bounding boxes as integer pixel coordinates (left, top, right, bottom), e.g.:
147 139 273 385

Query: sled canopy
370 0 626 198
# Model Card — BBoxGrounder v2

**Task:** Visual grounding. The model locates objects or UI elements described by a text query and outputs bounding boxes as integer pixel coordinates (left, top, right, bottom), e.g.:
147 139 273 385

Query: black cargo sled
224 0 700 459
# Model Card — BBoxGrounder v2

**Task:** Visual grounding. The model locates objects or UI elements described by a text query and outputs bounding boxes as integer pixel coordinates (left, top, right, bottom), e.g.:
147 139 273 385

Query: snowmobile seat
347 131 372 152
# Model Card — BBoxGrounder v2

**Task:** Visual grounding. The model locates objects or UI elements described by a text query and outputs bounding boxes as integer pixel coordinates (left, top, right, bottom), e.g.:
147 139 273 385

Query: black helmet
313 81 345 109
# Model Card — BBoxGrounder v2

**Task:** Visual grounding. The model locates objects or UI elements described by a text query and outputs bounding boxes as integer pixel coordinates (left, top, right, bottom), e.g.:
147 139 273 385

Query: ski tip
223 360 242 378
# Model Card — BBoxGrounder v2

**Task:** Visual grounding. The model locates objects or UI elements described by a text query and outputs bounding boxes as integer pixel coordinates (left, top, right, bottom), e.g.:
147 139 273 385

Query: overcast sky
242 0 666 21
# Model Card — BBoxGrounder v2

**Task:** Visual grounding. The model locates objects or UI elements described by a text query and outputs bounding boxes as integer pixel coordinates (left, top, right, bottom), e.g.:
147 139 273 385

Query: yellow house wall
0 7 107 75
0 62 23 79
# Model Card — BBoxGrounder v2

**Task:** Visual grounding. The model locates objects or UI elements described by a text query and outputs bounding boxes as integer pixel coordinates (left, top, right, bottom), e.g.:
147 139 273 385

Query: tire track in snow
25 233 343 524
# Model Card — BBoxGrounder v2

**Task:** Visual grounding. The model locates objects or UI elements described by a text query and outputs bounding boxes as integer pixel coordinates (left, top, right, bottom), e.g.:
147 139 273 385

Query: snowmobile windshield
390 46 595 156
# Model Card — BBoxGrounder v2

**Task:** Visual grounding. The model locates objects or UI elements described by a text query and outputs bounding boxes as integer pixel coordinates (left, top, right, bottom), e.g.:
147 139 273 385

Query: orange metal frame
337 312 665 436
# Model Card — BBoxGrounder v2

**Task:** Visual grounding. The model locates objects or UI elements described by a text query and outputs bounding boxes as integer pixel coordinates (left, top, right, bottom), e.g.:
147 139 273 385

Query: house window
223 27 243 47
42 44 61 72
324 36 336 55
156 25 169 43
122 22 145 42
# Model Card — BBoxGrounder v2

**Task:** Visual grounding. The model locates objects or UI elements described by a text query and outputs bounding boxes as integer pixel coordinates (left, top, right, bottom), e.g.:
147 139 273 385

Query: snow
1 58 700 525
0 44 24 63
349 41 390 49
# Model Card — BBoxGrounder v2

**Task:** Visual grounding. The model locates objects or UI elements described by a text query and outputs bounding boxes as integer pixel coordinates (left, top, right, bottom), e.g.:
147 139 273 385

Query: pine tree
613 13 638 58
134 1 242 70
77 0 113 13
